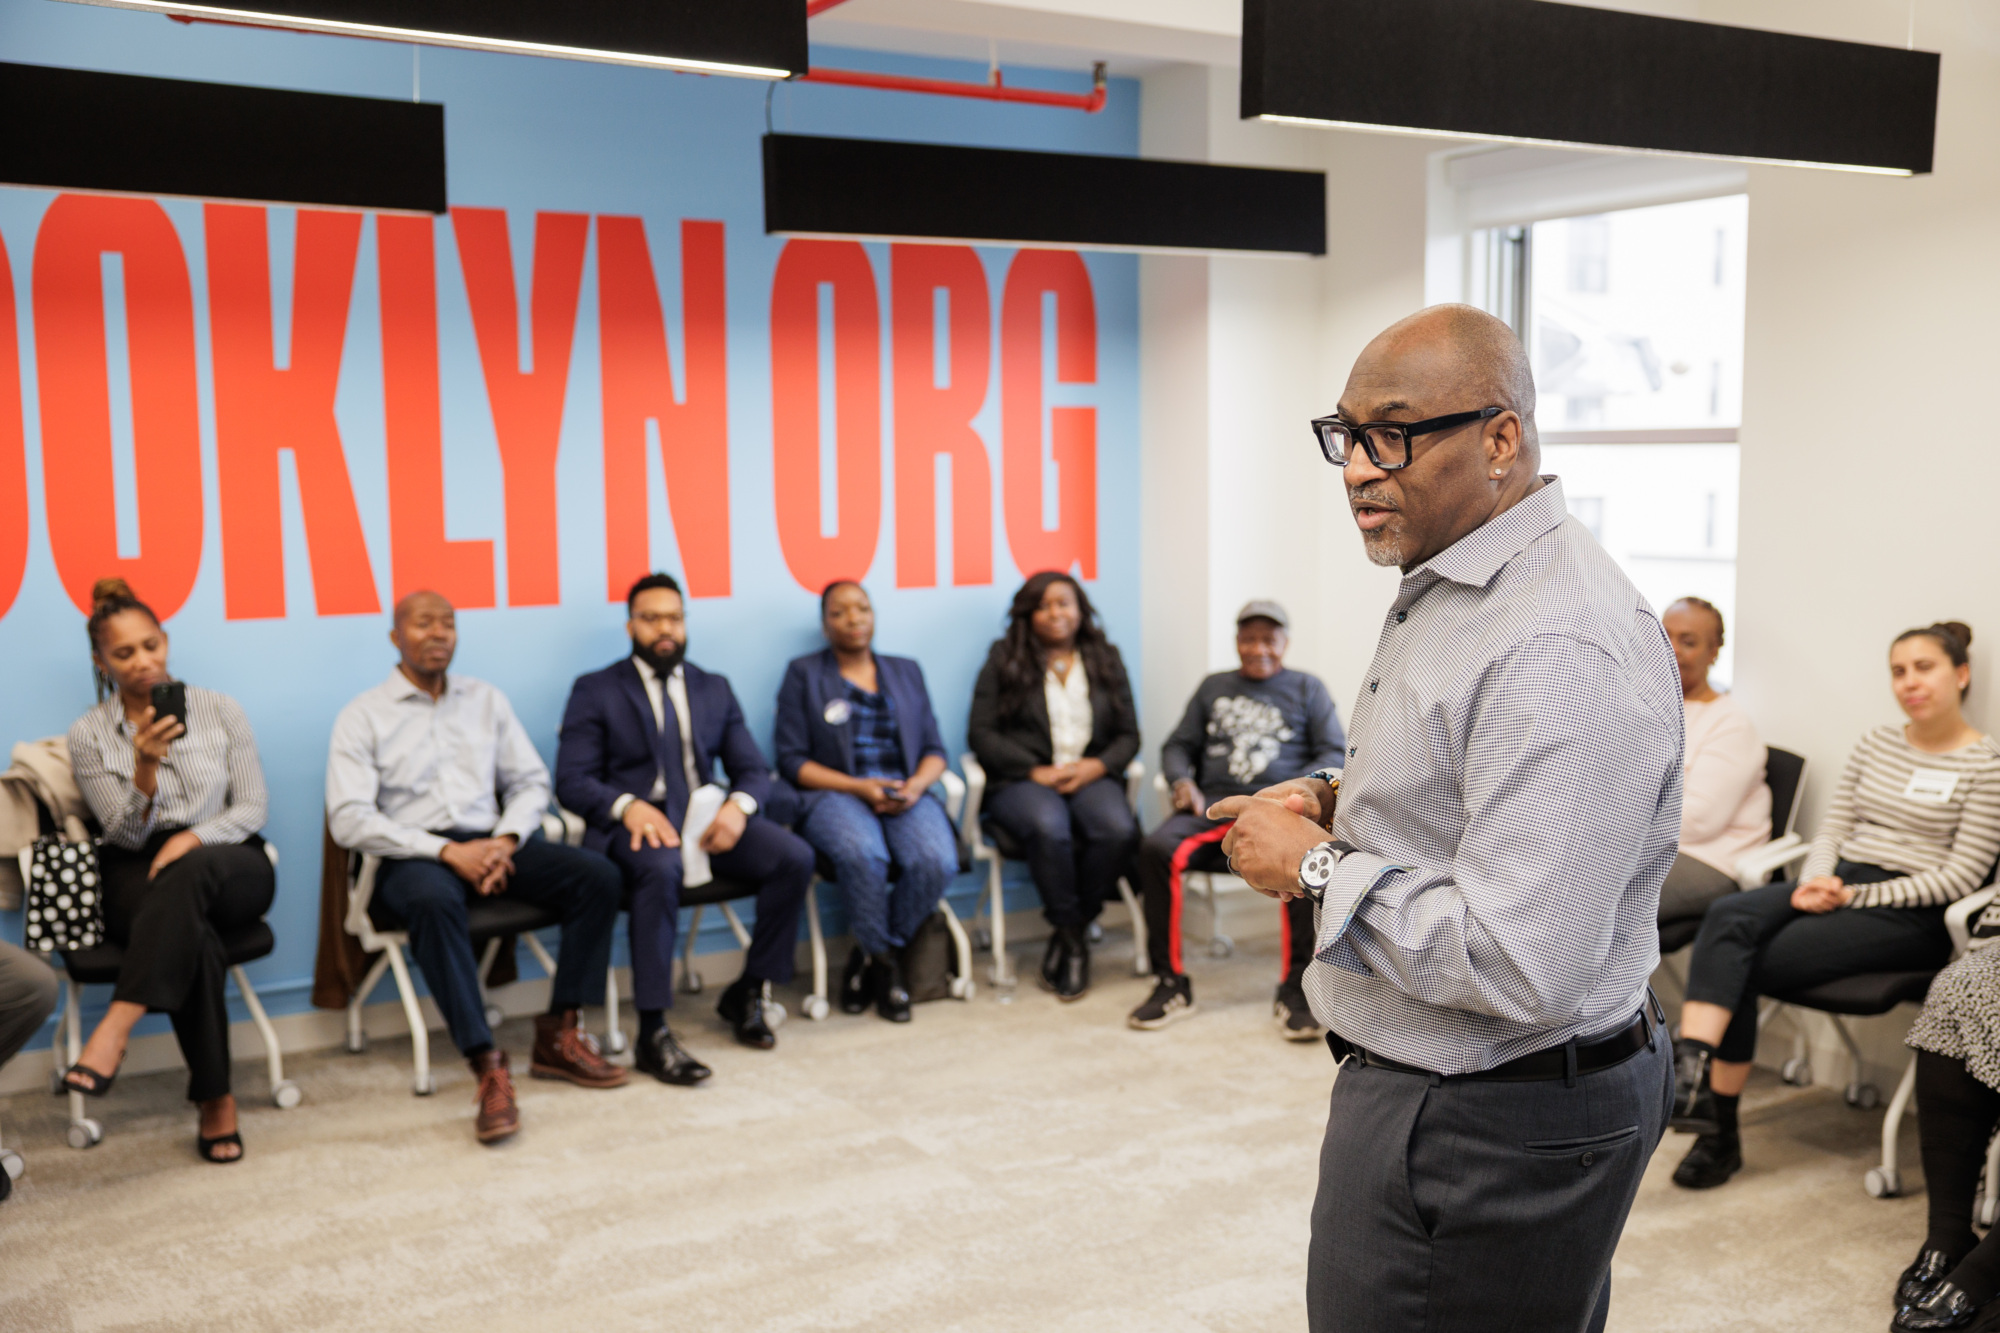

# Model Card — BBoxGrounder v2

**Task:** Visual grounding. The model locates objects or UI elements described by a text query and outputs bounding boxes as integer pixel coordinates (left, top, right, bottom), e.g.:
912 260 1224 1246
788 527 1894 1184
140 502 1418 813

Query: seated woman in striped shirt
59 579 274 1164
1669 621 2000 1192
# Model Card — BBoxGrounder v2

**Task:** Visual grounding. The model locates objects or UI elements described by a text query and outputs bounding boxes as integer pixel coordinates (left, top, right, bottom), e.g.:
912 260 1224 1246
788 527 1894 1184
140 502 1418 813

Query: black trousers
1683 860 1951 1063
100 831 275 1103
984 776 1139 929
1308 1023 1671 1332
1137 811 1314 979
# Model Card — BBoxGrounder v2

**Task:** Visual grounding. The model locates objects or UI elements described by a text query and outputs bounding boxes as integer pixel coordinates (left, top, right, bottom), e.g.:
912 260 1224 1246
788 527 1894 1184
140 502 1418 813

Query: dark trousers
374 831 621 1057
611 815 815 1012
1918 1049 2000 1253
100 832 276 1103
1137 811 1314 978
1308 1022 1671 1332
0 939 60 1070
1683 860 1951 1063
984 776 1139 929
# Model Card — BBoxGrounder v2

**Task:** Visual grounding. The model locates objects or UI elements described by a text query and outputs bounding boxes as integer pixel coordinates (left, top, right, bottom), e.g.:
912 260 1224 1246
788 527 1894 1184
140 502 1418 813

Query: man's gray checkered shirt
1307 478 1684 1075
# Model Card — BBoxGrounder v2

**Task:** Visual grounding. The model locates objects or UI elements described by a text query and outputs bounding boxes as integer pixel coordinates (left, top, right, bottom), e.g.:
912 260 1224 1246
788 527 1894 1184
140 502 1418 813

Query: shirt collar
632 655 683 688
385 667 455 703
1414 476 1569 591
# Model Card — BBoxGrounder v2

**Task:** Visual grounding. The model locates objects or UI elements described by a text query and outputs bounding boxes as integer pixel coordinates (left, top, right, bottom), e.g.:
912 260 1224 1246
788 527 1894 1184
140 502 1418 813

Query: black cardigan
966 639 1140 791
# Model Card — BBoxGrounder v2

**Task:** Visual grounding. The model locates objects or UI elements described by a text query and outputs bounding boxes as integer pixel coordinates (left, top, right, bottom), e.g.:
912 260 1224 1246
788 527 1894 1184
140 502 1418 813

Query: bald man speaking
1214 306 1681 1331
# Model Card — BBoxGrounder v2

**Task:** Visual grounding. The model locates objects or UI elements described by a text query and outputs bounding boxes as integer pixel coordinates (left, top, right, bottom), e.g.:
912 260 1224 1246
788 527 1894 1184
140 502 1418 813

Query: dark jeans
1137 810 1313 979
374 831 621 1057
609 815 814 1012
100 831 276 1103
1683 860 1952 1063
984 776 1139 929
798 792 958 956
1308 1021 1671 1332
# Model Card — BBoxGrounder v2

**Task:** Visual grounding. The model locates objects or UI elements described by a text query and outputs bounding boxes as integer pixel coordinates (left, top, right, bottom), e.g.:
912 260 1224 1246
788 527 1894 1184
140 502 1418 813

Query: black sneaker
1273 978 1324 1042
1671 1133 1741 1189
1670 1040 1721 1135
1127 975 1196 1030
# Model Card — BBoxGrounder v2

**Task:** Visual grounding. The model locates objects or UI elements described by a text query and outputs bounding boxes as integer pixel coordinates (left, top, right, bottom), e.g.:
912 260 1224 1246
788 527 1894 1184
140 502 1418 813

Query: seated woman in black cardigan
774 581 957 1023
969 571 1140 1001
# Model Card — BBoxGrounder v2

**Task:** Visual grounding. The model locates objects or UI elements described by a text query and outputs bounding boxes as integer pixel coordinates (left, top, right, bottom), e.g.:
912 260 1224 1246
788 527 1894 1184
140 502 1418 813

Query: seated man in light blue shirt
327 591 627 1145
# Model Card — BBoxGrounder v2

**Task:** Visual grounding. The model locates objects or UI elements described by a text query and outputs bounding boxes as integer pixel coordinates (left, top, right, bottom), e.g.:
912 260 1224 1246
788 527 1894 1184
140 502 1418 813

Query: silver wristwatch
1298 841 1345 902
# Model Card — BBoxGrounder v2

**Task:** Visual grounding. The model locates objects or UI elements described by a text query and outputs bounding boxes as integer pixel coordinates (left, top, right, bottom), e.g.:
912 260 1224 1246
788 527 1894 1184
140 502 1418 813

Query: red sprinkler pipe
798 60 1108 112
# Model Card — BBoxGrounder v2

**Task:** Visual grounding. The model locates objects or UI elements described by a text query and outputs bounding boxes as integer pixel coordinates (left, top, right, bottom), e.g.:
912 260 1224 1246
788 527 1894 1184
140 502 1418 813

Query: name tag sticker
1905 768 1959 804
823 699 852 726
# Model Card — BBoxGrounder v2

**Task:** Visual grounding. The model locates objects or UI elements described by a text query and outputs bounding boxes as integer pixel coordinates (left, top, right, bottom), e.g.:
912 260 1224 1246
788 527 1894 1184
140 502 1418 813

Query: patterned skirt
1908 945 2000 1093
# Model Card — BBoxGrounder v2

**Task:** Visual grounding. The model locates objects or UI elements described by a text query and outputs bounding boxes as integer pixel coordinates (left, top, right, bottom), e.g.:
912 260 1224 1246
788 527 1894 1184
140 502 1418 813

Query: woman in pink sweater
1659 597 1772 924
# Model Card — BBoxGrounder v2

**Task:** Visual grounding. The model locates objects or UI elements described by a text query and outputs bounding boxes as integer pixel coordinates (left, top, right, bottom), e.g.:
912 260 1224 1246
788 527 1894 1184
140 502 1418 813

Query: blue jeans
799 792 958 955
374 831 622 1057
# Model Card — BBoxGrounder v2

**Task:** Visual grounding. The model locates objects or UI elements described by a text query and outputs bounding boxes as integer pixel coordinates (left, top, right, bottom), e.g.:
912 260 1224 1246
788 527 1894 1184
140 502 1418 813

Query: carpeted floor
0 899 1931 1332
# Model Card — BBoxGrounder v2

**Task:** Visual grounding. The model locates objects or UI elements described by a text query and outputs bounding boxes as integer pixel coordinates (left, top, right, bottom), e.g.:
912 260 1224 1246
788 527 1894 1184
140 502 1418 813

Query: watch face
1302 846 1338 888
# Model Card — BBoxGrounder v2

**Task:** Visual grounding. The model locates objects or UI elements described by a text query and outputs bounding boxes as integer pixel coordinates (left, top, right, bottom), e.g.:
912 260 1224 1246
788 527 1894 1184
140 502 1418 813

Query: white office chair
33 839 297 1151
958 754 1147 986
342 809 624 1096
799 769 978 1012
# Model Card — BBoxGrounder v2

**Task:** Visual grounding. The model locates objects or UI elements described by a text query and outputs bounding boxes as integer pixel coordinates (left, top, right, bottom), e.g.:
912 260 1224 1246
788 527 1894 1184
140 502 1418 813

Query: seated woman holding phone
774 581 957 1023
61 578 275 1163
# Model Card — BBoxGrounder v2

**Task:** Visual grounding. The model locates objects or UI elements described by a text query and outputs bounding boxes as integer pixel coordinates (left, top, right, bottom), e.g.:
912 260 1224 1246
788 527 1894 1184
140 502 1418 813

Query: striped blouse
68 685 269 851
1800 724 2000 909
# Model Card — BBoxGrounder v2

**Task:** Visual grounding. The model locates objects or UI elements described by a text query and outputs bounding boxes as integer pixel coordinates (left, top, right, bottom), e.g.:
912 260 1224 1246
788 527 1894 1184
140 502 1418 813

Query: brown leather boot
530 1010 628 1088
470 1050 519 1144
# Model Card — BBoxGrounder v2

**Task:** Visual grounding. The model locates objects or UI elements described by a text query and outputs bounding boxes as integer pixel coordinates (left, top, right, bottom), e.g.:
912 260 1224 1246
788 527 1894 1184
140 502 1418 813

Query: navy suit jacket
772 648 947 820
555 657 774 854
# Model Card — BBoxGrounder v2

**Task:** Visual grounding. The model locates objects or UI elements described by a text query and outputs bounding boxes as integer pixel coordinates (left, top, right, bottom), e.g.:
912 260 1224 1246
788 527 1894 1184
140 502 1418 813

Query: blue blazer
773 648 947 820
555 657 774 854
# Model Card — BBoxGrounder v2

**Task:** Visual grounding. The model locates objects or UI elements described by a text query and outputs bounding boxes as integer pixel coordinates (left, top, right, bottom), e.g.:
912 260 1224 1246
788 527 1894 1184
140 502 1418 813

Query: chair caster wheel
949 976 975 1001
1846 1083 1882 1110
1865 1167 1902 1198
413 1075 435 1097
1 1148 23 1181
66 1118 103 1150
1210 936 1236 959
803 995 831 1022
272 1080 302 1110
1086 922 1104 946
1781 1057 1813 1086
762 999 789 1031
483 1004 504 1030
973 927 993 953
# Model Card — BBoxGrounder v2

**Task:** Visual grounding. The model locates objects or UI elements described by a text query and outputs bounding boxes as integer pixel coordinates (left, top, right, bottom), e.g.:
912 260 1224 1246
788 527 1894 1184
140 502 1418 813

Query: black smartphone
150 681 187 730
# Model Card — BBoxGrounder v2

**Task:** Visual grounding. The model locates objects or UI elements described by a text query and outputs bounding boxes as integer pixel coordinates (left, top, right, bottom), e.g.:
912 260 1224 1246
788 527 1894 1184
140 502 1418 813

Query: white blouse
1045 660 1094 766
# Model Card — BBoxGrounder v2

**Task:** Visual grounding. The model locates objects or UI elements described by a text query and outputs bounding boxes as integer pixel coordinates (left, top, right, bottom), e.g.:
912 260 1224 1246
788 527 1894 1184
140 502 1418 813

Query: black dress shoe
1900 1250 1961 1310
717 977 778 1050
1894 1282 1984 1330
634 1026 712 1086
1055 926 1089 1002
873 955 912 1023
1671 1133 1742 1189
840 946 871 1015
1670 1040 1720 1135
1040 931 1068 992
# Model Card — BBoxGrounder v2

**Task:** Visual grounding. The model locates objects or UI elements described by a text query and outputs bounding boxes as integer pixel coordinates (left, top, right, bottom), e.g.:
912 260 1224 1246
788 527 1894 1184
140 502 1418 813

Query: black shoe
1900 1250 1961 1310
1127 975 1196 1030
1040 931 1068 992
840 946 871 1015
1671 1133 1742 1190
717 977 778 1051
1670 1040 1720 1135
1056 926 1089 1001
1894 1282 1984 1330
873 955 912 1023
634 1025 712 1086
1273 978 1324 1042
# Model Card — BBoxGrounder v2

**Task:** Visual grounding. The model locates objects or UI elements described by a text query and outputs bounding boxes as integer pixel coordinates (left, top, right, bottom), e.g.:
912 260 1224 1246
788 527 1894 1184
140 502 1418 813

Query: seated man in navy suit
555 573 814 1083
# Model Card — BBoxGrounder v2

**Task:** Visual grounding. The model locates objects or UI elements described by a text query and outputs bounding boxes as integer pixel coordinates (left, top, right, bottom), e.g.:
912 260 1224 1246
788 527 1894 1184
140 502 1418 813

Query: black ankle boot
1040 929 1068 992
874 955 912 1023
1056 925 1089 1001
1671 1132 1741 1189
840 946 871 1015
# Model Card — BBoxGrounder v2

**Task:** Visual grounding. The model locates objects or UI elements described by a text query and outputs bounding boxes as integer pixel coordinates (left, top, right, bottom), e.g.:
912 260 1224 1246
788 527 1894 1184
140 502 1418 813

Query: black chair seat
679 875 758 910
1769 970 1938 1016
983 818 1024 862
367 894 559 939
1658 918 1704 955
61 921 276 986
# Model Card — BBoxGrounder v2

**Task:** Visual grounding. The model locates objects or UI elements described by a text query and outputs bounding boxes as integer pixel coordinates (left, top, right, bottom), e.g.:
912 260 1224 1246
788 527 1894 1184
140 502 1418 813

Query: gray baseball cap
1236 599 1289 629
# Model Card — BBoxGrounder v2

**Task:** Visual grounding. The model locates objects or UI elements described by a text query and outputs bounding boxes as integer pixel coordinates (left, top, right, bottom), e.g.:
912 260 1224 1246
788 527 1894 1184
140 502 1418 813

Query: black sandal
197 1131 244 1164
58 1062 118 1098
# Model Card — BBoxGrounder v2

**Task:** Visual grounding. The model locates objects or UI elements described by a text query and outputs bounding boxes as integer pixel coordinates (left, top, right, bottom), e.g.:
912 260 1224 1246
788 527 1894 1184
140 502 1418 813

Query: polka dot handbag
22 834 105 953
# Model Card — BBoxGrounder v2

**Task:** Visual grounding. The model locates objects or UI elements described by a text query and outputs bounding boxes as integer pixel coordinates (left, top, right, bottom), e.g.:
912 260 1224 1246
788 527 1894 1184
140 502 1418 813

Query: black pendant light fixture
58 0 807 80
1242 0 1939 176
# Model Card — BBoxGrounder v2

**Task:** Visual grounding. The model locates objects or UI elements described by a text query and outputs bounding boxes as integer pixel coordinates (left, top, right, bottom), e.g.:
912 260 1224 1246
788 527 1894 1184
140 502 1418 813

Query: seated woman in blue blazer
774 581 957 1023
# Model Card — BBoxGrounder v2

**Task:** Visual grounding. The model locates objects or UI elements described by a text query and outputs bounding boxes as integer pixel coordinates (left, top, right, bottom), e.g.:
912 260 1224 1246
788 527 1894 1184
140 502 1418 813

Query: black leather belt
1327 1007 1654 1084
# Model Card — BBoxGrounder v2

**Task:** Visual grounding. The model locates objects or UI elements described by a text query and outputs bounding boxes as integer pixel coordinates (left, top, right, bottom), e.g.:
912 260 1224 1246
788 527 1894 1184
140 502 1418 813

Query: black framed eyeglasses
1310 406 1505 470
